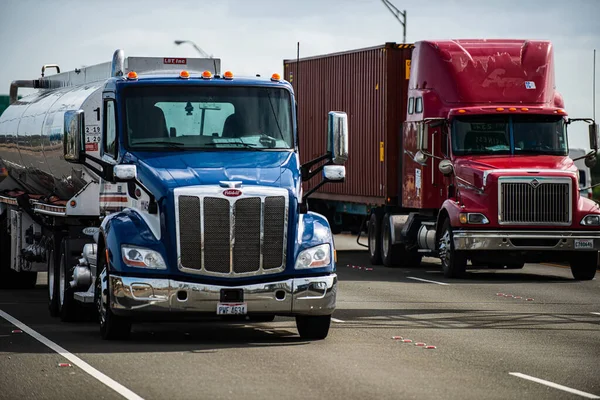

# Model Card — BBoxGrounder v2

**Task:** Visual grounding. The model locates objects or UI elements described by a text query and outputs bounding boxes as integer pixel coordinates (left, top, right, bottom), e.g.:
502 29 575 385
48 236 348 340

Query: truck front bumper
109 274 337 317
453 230 600 251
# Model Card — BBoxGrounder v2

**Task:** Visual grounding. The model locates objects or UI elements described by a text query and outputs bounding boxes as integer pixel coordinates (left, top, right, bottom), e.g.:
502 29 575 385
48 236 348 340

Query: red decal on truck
85 143 98 151
164 58 187 65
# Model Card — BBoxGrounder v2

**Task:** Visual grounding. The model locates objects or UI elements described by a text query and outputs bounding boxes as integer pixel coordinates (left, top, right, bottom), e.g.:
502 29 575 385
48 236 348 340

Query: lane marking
331 318 346 323
509 372 600 399
407 277 450 286
591 312 600 316
0 309 144 400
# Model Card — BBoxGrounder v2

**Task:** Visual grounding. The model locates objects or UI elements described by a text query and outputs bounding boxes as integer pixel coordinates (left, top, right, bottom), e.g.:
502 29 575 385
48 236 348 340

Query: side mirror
63 110 85 163
589 123 599 151
585 154 597 169
439 159 454 176
414 151 428 165
323 165 345 182
113 165 137 182
417 123 427 151
327 111 348 165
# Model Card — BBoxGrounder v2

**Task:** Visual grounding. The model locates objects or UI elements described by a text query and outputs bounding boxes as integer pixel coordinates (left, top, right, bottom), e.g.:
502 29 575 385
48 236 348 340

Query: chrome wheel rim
439 229 451 267
59 254 65 306
382 222 390 258
48 250 54 302
96 266 108 326
368 219 376 256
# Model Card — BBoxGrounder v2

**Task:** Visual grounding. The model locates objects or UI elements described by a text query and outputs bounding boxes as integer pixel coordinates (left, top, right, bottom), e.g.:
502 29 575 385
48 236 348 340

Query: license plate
574 239 594 249
217 303 247 315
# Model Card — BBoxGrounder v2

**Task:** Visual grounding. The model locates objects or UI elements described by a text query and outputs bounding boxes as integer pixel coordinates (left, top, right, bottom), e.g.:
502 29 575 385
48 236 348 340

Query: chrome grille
233 198 261 273
499 179 571 225
203 198 231 273
178 196 201 270
263 196 285 269
175 186 288 277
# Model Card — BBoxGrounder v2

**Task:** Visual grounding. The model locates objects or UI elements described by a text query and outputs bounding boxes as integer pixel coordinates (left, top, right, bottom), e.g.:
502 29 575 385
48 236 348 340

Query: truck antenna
296 41 300 109
381 0 407 44
594 48 596 122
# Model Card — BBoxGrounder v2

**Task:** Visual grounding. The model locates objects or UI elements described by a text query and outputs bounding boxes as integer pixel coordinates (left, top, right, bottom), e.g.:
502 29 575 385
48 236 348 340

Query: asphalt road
0 252 599 400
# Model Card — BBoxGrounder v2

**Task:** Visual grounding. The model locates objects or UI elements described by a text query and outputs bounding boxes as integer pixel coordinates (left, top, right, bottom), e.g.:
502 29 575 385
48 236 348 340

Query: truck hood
124 150 300 199
454 155 577 188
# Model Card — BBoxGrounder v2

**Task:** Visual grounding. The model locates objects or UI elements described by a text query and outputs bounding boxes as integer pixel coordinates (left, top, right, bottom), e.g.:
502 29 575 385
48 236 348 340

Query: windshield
452 115 567 156
123 86 293 150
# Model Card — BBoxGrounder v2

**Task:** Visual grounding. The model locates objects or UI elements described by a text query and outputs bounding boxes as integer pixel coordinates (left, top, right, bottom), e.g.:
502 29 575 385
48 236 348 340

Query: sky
0 0 598 148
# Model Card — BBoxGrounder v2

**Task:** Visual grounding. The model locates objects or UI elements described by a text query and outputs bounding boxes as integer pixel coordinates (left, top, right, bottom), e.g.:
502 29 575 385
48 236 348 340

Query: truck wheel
296 315 331 340
47 245 60 317
96 248 131 340
58 240 79 322
438 219 467 278
570 252 597 281
368 213 382 265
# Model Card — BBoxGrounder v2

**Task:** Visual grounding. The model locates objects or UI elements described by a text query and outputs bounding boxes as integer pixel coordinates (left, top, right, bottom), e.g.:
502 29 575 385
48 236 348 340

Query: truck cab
399 39 600 279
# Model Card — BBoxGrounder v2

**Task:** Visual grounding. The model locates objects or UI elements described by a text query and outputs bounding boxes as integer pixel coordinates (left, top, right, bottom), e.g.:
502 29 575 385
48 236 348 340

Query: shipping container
284 43 413 213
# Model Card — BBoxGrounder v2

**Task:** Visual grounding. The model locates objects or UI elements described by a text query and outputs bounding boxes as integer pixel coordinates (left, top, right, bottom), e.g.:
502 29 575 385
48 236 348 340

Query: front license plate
217 303 247 315
574 239 594 249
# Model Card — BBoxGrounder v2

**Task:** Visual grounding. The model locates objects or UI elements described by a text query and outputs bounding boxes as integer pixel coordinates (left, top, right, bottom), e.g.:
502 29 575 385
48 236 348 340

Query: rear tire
58 240 79 322
296 315 331 340
438 219 467 278
97 247 131 340
570 252 597 281
368 213 382 265
381 214 422 268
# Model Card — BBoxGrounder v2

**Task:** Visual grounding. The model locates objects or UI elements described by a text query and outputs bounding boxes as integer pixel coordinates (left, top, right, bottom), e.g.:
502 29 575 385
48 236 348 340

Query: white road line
591 312 600 316
0 309 144 400
331 318 346 323
509 372 600 399
406 277 450 286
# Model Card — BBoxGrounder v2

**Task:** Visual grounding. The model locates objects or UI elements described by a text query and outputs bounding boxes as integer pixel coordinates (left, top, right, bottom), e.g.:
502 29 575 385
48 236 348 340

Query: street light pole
174 40 213 58
381 0 407 44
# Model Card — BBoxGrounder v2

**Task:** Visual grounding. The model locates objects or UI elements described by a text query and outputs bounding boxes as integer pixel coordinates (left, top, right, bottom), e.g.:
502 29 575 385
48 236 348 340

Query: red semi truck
285 39 599 280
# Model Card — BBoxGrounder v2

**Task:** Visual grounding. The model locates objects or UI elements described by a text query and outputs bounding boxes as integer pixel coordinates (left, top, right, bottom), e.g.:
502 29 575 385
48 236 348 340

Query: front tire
96 248 131 340
438 219 467 278
368 213 383 265
570 252 597 281
296 315 331 340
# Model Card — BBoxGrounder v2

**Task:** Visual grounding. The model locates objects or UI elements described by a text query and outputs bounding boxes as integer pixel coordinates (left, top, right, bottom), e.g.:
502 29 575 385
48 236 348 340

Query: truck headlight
459 213 489 224
295 244 331 269
580 214 600 226
121 246 167 269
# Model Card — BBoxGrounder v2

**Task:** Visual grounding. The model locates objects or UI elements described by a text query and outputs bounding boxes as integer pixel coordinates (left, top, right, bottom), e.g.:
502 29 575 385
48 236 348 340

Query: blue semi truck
0 50 348 340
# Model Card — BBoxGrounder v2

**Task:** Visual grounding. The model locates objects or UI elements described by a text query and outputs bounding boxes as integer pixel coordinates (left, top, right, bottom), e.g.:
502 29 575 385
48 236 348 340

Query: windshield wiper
203 141 260 150
515 149 565 155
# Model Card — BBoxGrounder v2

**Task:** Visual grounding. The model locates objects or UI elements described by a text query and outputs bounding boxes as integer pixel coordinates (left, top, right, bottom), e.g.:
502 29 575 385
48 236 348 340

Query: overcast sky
0 0 598 148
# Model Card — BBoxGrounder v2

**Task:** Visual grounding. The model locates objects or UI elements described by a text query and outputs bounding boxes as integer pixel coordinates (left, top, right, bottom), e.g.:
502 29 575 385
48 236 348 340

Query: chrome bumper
110 274 337 316
453 230 600 251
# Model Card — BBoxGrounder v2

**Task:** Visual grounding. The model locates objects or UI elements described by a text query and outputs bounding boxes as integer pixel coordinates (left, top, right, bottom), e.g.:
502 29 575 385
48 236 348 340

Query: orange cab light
202 70 213 79
458 109 466 114
223 71 234 80
271 73 281 81
509 107 517 111
70 200 76 207
557 109 565 114
496 107 504 112
179 70 190 79
521 107 529 111
127 71 138 80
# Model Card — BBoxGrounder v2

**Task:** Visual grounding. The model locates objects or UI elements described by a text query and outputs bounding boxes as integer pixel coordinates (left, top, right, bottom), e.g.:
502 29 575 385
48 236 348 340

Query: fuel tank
0 83 103 200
